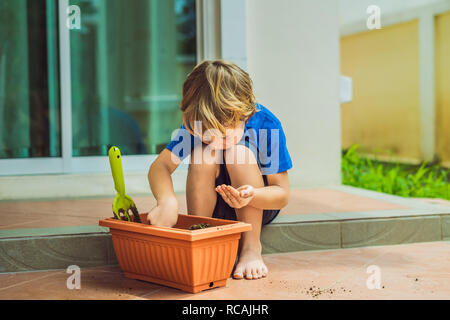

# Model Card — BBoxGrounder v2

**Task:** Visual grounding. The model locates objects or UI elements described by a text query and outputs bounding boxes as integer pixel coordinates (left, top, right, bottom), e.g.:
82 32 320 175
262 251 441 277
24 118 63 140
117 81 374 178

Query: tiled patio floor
1 241 449 300
0 187 409 230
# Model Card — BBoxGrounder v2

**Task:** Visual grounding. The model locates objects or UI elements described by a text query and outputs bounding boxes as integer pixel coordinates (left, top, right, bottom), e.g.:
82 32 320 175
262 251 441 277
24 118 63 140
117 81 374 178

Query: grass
342 144 450 200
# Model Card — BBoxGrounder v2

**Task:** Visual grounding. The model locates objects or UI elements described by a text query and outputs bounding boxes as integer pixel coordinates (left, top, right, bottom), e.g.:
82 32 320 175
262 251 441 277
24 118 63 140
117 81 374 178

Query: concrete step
1 185 449 273
0 226 117 273
1 212 449 273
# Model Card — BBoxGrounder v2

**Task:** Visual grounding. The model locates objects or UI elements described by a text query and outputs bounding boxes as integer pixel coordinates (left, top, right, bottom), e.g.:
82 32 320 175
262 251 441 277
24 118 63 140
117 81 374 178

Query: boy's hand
215 184 255 209
147 198 179 227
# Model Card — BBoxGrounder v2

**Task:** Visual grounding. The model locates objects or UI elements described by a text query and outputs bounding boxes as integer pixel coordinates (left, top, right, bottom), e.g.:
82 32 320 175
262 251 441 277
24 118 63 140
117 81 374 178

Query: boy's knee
188 144 221 178
224 144 258 167
190 143 222 164
224 144 264 187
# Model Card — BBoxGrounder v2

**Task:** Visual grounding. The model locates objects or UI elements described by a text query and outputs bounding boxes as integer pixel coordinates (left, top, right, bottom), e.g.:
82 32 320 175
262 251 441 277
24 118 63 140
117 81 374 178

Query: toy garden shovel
108 145 141 223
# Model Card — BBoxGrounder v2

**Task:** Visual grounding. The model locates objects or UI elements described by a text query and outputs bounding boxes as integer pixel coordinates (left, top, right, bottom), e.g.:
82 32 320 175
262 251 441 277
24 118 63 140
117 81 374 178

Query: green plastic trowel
108 145 141 223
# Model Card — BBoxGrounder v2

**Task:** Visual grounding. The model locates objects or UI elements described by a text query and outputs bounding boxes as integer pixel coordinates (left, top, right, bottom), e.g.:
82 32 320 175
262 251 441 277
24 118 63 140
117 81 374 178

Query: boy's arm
147 149 181 227
216 171 290 210
250 171 290 210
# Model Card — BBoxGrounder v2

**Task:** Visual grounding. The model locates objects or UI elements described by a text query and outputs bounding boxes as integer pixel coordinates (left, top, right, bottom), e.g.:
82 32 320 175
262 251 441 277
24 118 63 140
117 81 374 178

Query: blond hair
180 60 256 135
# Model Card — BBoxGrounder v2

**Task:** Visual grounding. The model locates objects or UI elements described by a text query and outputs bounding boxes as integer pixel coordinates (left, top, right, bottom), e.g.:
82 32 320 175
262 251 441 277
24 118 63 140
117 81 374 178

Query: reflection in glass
0 0 61 159
70 0 197 156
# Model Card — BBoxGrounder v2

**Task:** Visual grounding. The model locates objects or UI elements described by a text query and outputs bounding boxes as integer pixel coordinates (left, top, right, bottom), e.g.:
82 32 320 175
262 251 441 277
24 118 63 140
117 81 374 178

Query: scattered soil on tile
267 280 353 298
303 285 352 298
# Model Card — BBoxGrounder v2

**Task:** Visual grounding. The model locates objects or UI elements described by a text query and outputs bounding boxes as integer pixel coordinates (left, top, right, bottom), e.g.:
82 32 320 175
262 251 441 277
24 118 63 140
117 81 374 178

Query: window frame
0 0 217 176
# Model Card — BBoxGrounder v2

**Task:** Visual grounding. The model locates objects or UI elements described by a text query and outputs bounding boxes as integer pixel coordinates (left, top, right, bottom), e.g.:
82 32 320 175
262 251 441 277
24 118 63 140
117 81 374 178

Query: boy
147 60 292 280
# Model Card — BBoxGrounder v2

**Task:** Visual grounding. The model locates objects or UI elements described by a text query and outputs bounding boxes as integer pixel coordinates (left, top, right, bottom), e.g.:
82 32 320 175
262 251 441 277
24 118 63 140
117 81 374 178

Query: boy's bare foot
233 248 268 280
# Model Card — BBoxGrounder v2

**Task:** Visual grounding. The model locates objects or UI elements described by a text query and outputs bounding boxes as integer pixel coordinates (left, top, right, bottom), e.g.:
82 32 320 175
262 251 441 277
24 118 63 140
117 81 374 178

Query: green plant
342 144 450 200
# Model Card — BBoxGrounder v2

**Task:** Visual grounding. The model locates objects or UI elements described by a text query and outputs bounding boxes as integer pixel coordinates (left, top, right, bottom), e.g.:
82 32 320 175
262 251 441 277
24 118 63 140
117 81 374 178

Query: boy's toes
252 268 261 279
233 249 268 280
261 266 268 277
233 273 244 279
232 267 244 279
258 268 265 279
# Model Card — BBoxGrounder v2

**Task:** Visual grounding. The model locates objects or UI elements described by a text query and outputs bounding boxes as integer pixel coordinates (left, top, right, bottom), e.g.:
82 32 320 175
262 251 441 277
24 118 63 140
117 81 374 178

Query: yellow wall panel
341 20 421 162
435 11 450 166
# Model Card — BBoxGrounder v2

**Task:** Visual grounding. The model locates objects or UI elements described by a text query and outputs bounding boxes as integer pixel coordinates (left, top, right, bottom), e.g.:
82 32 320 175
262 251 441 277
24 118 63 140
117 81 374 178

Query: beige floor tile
1 242 447 300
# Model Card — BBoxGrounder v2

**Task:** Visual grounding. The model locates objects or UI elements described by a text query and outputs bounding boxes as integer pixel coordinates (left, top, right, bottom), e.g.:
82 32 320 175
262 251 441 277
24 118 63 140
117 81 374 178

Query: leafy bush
342 144 450 200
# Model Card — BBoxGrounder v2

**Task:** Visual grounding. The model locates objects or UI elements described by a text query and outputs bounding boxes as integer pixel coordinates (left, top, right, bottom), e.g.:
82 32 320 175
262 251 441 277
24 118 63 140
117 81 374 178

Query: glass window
69 0 197 156
0 0 61 159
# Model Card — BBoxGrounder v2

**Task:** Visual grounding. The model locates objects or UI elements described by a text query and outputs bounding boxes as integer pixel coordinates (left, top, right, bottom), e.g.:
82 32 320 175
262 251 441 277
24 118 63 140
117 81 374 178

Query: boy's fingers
226 185 241 198
222 185 232 196
216 185 242 208
216 187 226 198
217 186 234 207
225 186 245 206
224 186 241 207
215 185 226 195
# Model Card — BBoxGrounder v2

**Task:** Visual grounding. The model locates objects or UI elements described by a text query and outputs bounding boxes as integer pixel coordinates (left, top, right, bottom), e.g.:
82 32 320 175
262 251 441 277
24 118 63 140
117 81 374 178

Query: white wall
246 0 341 188
220 0 247 70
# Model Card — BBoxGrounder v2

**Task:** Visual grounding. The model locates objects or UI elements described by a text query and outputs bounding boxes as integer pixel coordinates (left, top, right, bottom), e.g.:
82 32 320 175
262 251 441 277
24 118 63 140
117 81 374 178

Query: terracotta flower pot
99 213 252 293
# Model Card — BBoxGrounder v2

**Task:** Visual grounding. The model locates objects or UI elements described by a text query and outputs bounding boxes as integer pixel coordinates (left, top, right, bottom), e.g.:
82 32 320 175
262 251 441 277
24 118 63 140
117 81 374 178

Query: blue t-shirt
166 103 293 175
